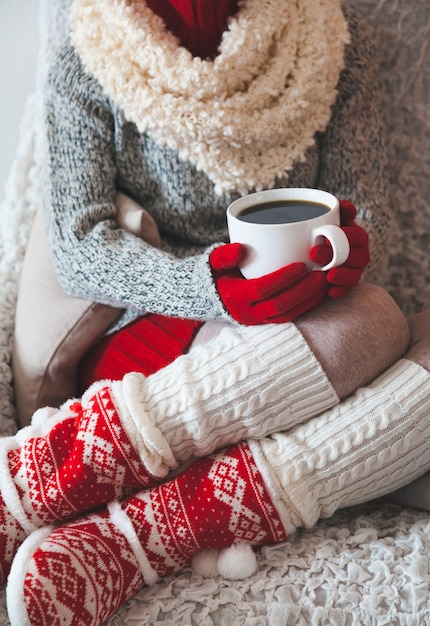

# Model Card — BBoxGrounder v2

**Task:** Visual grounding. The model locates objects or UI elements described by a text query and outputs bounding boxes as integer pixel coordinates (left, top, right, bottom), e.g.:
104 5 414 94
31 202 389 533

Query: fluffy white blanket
0 1 429 624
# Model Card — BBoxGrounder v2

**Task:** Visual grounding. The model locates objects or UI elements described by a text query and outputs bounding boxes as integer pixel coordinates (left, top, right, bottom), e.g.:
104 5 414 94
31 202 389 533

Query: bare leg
295 283 410 399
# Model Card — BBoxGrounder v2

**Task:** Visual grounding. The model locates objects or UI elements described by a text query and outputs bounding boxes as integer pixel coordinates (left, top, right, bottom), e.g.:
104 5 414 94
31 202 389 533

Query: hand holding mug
210 244 328 325
310 200 370 298
210 189 369 325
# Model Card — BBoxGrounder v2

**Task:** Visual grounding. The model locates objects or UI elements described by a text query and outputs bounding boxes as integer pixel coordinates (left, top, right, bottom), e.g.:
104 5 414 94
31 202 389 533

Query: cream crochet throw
71 0 349 194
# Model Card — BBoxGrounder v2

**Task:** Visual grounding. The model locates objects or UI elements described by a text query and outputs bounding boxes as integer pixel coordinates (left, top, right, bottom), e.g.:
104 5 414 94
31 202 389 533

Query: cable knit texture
250 359 430 531
1 1 429 624
113 322 339 475
8 443 287 626
0 382 160 585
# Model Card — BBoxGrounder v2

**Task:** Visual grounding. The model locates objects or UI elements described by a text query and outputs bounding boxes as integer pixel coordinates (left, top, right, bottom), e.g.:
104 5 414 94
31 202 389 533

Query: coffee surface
237 200 330 224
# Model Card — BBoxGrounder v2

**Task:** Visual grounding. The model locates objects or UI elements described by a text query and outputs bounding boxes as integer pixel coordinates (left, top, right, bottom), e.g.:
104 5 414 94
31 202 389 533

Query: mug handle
311 225 350 271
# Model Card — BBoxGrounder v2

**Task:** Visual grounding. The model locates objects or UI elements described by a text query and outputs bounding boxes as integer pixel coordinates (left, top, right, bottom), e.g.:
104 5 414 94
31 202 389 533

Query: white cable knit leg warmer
112 323 339 477
249 359 430 532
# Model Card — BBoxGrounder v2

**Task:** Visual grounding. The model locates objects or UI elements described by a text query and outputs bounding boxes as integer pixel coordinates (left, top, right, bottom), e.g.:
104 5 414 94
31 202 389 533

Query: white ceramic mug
226 188 350 279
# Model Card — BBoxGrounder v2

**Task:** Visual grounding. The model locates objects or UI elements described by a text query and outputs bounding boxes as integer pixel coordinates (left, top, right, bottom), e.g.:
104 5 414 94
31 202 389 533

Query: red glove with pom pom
310 200 370 298
210 243 328 325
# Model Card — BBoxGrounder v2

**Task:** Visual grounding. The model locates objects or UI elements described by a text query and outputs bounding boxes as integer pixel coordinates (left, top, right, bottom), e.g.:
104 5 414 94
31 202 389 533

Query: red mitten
210 243 328 325
310 200 370 299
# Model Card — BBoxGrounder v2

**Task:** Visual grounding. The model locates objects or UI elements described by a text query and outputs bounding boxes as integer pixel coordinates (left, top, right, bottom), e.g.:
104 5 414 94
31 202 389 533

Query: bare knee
295 283 410 399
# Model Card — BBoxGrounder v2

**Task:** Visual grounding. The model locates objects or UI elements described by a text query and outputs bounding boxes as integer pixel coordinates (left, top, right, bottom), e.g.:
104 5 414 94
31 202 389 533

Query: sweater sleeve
316 8 391 274
43 45 229 322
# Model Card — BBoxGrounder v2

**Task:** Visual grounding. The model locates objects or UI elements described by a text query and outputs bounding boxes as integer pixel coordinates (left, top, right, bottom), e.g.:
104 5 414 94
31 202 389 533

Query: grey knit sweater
43 6 389 328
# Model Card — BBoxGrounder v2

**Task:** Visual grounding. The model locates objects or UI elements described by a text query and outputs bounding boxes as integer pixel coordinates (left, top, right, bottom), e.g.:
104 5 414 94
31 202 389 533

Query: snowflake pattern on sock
20 442 287 625
0 384 154 585
9 385 148 527
0 493 27 584
24 512 143 626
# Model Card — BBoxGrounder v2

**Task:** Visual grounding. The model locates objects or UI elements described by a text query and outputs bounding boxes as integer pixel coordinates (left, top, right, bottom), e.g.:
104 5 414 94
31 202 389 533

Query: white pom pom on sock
217 542 257 580
191 543 257 580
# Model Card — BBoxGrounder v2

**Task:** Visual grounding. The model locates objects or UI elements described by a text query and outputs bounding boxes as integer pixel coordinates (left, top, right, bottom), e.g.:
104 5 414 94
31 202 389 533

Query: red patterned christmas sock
9 443 287 626
0 381 162 585
0 495 26 587
78 313 203 393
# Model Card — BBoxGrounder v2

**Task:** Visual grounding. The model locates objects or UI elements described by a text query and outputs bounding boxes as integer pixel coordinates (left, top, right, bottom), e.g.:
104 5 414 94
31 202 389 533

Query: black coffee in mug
237 199 330 225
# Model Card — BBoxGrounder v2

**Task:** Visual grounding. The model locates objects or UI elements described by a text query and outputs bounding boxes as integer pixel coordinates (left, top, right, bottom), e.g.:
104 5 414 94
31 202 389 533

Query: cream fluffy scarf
71 0 349 195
